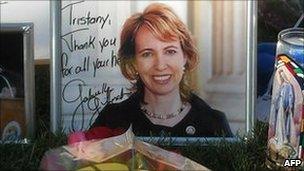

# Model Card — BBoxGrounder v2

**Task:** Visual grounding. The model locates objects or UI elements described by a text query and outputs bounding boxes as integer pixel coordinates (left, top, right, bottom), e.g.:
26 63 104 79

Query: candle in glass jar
277 28 304 68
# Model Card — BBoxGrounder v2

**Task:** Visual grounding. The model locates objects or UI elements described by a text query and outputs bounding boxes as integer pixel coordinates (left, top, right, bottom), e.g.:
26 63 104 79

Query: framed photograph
0 23 35 141
51 1 257 144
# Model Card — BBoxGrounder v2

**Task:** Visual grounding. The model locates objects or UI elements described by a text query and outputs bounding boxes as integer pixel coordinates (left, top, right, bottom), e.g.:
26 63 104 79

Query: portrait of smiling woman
90 3 233 137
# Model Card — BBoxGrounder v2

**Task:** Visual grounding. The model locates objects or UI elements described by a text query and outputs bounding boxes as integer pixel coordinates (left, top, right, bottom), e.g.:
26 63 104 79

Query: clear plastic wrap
40 127 209 170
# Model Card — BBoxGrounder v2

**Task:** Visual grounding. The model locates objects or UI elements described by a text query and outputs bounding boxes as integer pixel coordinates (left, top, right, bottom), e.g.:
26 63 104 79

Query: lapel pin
185 125 196 135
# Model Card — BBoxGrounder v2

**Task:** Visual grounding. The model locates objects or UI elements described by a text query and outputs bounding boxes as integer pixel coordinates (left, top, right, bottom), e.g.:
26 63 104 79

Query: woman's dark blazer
91 92 233 137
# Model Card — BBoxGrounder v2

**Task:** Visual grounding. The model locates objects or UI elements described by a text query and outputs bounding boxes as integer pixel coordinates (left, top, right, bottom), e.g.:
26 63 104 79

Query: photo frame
50 1 257 145
0 23 35 141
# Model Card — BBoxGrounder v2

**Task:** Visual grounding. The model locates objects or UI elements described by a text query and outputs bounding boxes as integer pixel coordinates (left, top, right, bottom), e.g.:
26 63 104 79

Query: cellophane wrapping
40 128 209 170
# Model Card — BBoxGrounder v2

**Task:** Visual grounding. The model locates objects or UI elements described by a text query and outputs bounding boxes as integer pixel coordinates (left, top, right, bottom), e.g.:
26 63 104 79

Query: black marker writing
61 52 90 77
62 79 86 103
60 1 128 132
92 58 109 77
61 0 84 11
71 12 110 28
62 79 131 131
111 50 119 67
75 56 90 74
92 50 119 77
99 37 116 53
63 0 111 28
62 34 95 53
61 28 89 38
61 52 73 78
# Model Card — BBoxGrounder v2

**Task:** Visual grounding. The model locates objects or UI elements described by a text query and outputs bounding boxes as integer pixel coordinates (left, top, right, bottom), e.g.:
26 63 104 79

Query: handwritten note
61 1 131 132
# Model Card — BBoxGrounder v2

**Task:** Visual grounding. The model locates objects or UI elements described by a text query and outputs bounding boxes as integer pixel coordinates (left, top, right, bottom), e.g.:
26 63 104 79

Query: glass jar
276 28 304 68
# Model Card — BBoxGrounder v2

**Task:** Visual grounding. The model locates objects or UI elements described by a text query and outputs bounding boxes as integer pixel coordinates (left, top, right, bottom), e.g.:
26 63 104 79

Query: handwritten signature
62 78 131 131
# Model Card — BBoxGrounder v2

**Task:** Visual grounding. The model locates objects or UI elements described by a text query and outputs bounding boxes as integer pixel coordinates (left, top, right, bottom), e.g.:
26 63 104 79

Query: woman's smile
152 74 172 84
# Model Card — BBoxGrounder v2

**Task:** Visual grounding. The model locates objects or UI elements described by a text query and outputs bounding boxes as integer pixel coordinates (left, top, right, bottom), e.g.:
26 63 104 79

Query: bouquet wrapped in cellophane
40 127 209 170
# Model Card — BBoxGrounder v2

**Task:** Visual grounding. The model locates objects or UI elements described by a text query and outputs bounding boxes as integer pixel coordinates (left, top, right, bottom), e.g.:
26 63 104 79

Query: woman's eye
142 52 152 57
165 49 177 55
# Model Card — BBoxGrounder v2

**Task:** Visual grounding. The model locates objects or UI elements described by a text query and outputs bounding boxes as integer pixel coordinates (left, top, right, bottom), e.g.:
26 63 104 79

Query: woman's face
134 27 187 96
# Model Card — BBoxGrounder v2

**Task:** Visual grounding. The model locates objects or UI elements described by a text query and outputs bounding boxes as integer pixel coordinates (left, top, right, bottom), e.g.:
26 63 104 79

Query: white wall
192 1 247 134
